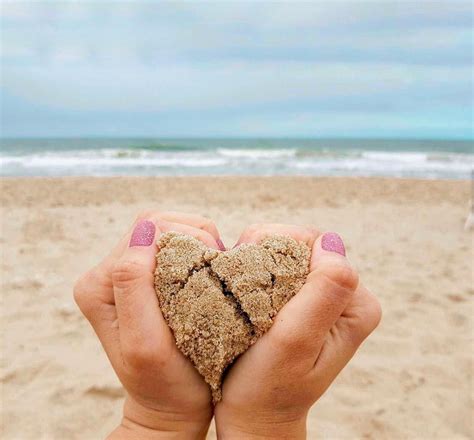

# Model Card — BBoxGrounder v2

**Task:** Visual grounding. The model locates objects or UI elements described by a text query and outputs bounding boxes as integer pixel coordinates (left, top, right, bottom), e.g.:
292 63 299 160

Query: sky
0 1 472 138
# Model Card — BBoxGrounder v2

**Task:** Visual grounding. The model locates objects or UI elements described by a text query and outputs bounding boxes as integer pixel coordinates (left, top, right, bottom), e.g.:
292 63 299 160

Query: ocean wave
362 151 429 163
294 153 473 178
216 148 297 159
0 147 472 178
0 149 228 169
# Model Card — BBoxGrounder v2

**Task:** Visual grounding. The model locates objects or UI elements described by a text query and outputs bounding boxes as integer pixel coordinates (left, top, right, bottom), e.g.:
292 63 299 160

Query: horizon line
1 135 473 142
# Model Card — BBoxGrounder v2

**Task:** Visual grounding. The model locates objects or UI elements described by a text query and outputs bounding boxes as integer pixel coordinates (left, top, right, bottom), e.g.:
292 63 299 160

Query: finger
236 223 320 247
112 220 174 369
80 213 155 311
93 211 222 303
98 211 217 272
73 214 151 342
339 284 382 348
74 208 220 315
73 268 122 368
99 213 151 273
319 284 381 366
72 217 152 365
155 219 221 250
153 211 223 248
266 232 358 366
309 284 381 389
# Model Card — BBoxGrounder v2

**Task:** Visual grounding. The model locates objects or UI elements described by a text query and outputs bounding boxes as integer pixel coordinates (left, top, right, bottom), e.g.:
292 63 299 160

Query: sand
0 177 472 439
154 232 310 402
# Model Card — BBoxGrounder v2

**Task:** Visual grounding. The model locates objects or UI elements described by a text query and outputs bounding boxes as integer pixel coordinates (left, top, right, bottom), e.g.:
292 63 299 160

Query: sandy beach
1 176 472 439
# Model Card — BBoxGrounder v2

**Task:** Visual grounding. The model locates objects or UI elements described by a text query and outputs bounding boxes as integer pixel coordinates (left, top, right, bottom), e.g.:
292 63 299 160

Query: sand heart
154 232 310 403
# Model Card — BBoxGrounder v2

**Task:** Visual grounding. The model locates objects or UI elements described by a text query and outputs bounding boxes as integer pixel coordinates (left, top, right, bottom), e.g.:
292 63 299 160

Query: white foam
1 147 472 178
216 148 296 159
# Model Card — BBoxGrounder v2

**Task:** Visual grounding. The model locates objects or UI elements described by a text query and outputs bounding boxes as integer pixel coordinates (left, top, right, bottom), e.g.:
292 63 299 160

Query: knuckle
111 260 146 288
73 266 109 320
347 293 382 346
364 295 382 334
73 276 86 307
320 263 359 292
272 328 295 351
122 339 166 370
271 324 307 354
73 268 101 314
122 344 152 369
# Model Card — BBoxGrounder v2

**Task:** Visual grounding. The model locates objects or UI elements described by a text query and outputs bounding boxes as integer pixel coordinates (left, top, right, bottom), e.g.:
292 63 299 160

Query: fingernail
216 238 226 251
321 232 346 256
129 220 156 247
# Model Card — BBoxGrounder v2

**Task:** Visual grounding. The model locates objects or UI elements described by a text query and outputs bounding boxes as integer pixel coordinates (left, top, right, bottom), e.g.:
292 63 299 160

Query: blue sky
1 1 472 138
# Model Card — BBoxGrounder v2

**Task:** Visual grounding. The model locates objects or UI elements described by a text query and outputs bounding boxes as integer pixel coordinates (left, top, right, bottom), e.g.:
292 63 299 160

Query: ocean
0 138 472 179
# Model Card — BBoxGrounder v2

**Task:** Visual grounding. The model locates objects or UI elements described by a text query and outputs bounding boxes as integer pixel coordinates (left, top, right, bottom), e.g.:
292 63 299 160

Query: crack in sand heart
154 232 310 403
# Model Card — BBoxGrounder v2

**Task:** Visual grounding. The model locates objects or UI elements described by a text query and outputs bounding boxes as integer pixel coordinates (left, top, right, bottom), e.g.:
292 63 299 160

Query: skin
74 213 381 439
74 211 219 439
215 224 382 439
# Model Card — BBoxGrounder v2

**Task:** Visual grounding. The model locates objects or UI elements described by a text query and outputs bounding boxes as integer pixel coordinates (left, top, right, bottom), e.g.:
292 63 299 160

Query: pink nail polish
216 238 226 251
321 232 346 256
129 220 156 247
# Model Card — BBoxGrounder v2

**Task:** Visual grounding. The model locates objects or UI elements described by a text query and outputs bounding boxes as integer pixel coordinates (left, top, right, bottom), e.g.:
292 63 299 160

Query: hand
74 211 223 440
215 224 382 439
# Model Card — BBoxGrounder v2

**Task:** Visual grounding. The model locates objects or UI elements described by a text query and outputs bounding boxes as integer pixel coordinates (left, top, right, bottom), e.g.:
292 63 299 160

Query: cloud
1 1 472 137
2 1 472 66
3 60 471 112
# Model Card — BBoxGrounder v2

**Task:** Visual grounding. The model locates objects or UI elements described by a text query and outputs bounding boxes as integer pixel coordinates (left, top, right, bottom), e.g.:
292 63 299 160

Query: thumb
268 232 359 365
111 220 170 367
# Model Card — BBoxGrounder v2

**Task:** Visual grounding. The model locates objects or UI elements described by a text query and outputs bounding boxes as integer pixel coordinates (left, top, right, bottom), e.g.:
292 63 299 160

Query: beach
0 176 472 439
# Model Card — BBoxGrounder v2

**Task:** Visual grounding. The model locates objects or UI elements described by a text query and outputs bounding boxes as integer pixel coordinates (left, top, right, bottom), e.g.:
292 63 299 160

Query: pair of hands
74 211 381 439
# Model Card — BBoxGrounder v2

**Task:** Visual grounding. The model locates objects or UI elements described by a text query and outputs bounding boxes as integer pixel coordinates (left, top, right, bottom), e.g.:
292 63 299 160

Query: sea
0 138 472 179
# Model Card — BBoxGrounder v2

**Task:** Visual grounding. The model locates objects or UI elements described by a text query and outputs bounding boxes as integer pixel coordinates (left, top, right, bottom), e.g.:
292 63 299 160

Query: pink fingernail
129 220 156 247
321 232 346 256
216 238 226 251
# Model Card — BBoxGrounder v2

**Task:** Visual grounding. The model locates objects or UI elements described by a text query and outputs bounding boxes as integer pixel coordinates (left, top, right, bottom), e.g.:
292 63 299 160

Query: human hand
74 211 224 440
214 224 382 439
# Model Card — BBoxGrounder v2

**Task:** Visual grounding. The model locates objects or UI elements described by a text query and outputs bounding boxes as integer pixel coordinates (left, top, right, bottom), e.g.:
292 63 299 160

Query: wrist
108 396 212 440
215 406 307 440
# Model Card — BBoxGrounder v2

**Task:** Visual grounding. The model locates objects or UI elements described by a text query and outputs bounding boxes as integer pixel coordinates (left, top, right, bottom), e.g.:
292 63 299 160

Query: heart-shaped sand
154 232 310 402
